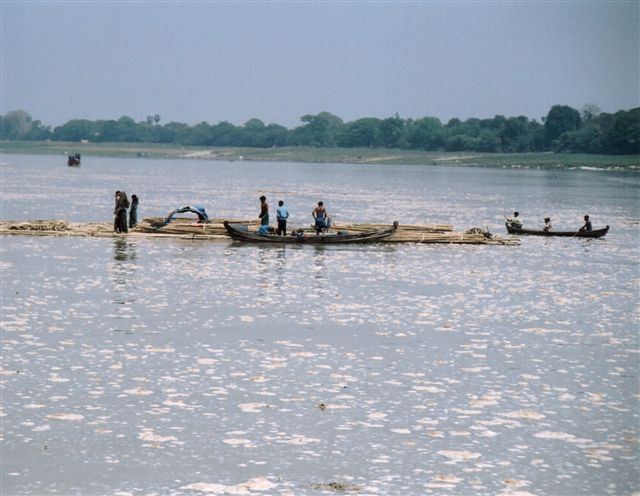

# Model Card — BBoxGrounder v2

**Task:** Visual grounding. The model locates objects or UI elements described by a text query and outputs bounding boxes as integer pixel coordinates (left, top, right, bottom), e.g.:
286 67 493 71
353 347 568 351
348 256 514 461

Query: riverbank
1 140 638 169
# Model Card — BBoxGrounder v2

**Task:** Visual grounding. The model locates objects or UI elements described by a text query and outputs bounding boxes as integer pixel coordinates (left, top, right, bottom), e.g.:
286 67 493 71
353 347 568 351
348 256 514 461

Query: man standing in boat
276 200 289 236
312 201 331 234
258 196 269 234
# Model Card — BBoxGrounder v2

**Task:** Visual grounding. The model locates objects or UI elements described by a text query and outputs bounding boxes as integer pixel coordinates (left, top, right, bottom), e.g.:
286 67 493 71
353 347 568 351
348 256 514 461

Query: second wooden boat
223 221 399 244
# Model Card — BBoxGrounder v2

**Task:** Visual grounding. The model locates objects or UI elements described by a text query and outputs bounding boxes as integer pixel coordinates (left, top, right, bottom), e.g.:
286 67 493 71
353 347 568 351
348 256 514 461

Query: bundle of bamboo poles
331 222 453 233
2 220 69 231
134 217 248 237
1 218 519 245
0 220 113 237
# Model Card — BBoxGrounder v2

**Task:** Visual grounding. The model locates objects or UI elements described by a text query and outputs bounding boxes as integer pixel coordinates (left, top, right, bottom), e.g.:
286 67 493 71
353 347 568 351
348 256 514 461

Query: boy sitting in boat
579 215 592 232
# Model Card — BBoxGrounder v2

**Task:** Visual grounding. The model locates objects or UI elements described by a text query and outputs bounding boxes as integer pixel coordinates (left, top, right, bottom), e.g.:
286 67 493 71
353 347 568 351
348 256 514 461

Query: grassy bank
1 140 638 170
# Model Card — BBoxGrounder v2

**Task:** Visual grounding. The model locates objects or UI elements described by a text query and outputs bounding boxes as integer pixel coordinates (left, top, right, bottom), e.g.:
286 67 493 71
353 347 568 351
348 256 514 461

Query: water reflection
274 245 287 285
113 236 137 262
312 246 326 279
1 156 638 496
256 246 273 295
110 238 138 328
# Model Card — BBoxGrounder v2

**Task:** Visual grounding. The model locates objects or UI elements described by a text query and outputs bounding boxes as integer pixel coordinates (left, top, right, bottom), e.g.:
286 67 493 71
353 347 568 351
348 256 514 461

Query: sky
1 1 638 129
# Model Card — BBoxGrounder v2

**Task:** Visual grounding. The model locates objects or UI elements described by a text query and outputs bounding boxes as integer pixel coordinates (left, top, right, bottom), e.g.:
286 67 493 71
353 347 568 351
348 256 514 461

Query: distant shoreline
1 140 638 170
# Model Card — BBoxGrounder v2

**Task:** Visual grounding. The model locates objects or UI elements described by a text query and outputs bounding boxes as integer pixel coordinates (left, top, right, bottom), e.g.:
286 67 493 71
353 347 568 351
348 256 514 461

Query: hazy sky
1 1 638 128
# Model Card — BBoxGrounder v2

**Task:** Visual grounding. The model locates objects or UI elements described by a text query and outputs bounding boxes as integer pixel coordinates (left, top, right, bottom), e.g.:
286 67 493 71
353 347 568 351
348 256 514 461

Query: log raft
0 218 519 245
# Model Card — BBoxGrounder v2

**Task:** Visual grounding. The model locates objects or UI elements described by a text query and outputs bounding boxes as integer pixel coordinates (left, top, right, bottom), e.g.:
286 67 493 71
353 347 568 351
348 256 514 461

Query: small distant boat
224 221 399 244
505 223 609 238
67 153 81 167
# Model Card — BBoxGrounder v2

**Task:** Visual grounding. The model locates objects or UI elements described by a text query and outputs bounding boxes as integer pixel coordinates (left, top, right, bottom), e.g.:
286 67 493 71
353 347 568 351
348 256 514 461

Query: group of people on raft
258 195 330 236
506 211 594 232
113 192 331 236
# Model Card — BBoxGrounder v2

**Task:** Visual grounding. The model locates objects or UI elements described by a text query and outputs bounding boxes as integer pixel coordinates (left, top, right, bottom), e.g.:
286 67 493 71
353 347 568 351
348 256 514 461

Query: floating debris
308 481 361 492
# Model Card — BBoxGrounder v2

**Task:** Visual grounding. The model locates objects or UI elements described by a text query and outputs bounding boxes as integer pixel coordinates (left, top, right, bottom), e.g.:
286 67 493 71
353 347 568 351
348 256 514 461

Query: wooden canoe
223 221 399 244
505 223 609 238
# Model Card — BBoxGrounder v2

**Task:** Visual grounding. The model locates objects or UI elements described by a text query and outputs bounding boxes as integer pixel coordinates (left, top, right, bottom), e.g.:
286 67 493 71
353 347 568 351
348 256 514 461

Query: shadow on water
113 236 137 262
312 245 327 280
110 238 138 333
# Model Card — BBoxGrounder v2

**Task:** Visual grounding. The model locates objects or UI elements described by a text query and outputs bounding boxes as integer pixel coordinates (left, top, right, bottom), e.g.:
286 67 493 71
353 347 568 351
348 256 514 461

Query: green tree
162 122 190 143
115 116 139 142
544 105 582 146
23 120 52 140
337 118 381 148
94 119 120 142
500 116 532 152
210 121 242 146
406 117 443 150
558 125 602 153
604 108 640 154
262 123 290 147
476 130 501 152
0 110 33 139
295 112 344 147
581 103 601 123
185 121 213 146
53 119 94 141
379 114 406 148
241 119 266 147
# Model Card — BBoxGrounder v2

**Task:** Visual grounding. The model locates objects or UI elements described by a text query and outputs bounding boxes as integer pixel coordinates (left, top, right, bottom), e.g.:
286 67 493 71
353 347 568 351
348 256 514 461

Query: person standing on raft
114 191 130 233
129 194 139 228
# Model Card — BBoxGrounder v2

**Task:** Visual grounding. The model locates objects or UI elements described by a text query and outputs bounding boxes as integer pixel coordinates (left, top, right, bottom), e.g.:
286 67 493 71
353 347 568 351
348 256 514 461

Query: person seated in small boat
507 211 523 228
543 217 552 232
579 214 592 232
312 201 331 234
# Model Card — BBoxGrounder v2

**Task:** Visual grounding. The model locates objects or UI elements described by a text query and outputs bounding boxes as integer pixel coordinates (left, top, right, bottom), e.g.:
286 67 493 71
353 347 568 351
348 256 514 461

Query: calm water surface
1 154 639 495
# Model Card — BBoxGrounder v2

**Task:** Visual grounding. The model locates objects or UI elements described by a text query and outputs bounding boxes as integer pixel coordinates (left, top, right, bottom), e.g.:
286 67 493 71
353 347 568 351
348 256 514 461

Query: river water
1 154 639 495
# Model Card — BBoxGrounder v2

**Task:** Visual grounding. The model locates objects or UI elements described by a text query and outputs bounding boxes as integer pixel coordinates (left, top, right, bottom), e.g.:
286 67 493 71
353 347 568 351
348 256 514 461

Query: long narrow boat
224 221 399 244
505 223 609 238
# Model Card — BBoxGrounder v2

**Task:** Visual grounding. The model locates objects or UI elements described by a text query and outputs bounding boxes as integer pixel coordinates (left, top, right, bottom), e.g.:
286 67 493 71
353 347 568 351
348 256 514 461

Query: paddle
504 215 516 228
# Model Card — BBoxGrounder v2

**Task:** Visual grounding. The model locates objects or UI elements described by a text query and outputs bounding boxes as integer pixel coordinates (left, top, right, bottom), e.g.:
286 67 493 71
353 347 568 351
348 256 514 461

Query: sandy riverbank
1 141 638 169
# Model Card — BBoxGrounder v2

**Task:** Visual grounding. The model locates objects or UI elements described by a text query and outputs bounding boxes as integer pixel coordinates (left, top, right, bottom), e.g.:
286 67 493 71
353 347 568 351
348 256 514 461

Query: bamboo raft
0 218 520 245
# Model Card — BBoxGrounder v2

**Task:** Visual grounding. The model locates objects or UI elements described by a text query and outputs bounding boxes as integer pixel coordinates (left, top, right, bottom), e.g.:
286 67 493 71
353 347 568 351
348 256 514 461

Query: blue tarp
166 206 208 223
152 205 209 229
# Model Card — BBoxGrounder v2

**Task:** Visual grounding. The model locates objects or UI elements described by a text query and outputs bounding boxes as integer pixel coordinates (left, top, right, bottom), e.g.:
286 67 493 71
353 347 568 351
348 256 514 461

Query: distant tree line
1 105 638 155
